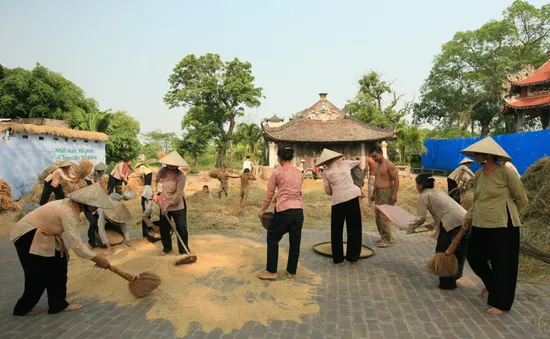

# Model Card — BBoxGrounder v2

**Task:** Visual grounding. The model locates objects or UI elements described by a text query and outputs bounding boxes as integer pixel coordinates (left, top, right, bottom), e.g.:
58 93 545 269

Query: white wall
0 132 106 200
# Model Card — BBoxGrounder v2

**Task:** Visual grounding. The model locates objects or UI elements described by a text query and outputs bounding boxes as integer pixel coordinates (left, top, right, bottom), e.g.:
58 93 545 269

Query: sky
2 0 548 134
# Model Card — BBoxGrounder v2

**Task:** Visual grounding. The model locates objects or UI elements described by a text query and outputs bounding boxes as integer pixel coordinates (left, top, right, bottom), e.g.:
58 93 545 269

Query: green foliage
105 111 141 163
176 123 214 166
343 71 411 129
164 53 263 167
140 130 178 159
394 122 425 165
414 1 550 136
0 63 100 126
74 109 112 132
232 122 264 165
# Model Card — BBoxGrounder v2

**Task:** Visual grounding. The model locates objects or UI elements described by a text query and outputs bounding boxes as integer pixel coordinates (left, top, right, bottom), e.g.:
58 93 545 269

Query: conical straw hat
459 157 474 165
159 151 189 167
94 162 107 171
317 149 343 166
461 137 511 162
135 163 152 174
68 183 113 209
104 201 131 223
58 160 73 168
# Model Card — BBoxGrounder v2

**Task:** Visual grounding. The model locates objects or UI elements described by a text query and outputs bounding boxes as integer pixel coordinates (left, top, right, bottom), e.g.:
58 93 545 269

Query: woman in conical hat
10 184 112 316
154 151 190 256
39 160 78 206
447 157 475 204
318 148 363 265
134 163 159 242
94 202 133 256
460 136 528 315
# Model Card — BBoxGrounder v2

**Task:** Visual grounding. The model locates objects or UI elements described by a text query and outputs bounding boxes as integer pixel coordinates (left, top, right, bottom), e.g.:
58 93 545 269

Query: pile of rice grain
67 235 321 336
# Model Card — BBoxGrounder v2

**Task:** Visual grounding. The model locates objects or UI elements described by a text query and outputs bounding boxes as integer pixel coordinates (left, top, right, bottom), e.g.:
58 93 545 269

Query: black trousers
467 215 520 311
13 229 69 315
447 178 460 204
159 199 189 254
266 208 304 274
85 179 93 186
436 225 469 289
85 211 99 247
107 175 123 195
141 197 152 237
39 181 65 206
331 197 362 263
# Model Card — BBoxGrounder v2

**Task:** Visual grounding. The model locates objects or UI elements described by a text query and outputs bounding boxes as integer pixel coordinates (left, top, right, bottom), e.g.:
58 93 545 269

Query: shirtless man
363 156 377 206
369 145 399 248
218 165 240 199
240 168 256 208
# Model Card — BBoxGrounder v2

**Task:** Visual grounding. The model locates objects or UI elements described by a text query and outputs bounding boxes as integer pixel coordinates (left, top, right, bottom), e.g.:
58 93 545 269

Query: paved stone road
1 229 550 339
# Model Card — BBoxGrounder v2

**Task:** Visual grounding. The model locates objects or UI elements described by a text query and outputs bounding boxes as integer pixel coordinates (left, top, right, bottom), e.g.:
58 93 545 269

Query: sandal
377 242 389 248
257 273 277 281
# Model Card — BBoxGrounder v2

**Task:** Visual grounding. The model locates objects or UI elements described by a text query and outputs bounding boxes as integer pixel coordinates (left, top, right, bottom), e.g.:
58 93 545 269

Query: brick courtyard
1 229 549 339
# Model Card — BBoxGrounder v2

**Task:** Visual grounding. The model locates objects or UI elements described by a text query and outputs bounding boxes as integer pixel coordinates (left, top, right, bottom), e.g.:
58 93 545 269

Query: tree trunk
216 148 226 168
194 156 198 166
480 124 490 136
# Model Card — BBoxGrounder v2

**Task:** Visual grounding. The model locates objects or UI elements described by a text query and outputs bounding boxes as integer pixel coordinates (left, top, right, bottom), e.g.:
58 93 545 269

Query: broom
425 227 468 277
75 160 94 181
108 265 161 298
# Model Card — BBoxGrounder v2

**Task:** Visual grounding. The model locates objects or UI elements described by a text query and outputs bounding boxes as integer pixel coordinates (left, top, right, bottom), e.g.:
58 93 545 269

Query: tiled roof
504 93 550 110
511 60 550 86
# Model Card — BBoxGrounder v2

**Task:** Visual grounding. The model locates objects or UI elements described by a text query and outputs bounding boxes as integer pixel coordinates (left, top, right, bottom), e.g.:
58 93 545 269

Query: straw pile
0 180 19 212
197 171 210 182
75 160 93 180
209 168 222 180
520 157 550 252
67 235 321 336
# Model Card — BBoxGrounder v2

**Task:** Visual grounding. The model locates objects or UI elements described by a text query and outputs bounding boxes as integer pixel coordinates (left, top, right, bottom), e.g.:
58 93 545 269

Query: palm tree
74 110 112 132
234 122 262 157
395 121 424 165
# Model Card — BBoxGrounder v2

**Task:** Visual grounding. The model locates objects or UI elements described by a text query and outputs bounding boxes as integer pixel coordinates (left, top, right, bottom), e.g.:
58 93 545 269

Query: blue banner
422 130 550 175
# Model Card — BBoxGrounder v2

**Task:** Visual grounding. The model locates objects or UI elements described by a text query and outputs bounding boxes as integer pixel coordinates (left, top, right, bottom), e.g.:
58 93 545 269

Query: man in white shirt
243 156 252 173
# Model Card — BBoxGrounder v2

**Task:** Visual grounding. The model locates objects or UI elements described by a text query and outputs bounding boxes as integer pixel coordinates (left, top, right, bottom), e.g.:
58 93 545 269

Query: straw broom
425 227 468 277
108 266 161 298
75 160 93 181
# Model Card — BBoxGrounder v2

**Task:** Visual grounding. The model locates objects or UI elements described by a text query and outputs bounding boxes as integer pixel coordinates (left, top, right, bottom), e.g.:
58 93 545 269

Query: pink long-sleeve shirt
261 166 304 212
323 159 362 206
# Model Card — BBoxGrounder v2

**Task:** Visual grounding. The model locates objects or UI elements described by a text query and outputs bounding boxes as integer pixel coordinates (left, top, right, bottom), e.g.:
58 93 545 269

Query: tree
140 130 178 159
343 71 411 129
394 122 425 165
164 53 263 167
105 111 141 163
176 126 212 166
0 63 100 125
74 109 112 132
414 1 550 136
233 122 264 165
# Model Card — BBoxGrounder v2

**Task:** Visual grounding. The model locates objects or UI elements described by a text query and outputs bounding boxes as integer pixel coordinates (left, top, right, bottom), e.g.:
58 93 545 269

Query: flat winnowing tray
375 204 417 229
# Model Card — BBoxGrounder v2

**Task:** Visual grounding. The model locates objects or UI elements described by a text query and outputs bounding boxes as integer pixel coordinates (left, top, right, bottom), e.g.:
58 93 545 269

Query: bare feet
26 307 45 315
286 272 294 279
63 304 83 312
345 261 355 265
160 251 172 256
486 307 503 315
257 272 277 281
377 242 389 248
481 288 488 297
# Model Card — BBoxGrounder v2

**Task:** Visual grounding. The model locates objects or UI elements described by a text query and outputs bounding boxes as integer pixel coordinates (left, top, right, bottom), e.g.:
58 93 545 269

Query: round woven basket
261 212 273 230
312 242 375 259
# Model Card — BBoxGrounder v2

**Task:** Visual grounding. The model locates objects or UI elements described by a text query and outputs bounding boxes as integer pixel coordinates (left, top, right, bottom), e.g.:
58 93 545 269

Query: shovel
162 214 198 265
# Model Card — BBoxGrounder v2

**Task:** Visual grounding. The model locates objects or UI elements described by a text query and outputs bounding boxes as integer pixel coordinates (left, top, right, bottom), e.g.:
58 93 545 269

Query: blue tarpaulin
422 130 550 175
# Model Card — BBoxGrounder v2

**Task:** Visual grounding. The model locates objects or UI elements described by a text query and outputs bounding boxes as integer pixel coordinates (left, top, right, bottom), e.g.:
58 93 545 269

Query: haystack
0 180 19 212
520 157 550 252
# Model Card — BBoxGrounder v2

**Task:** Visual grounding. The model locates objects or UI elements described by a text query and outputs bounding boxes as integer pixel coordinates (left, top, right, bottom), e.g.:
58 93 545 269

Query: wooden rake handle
446 227 468 255
109 265 136 282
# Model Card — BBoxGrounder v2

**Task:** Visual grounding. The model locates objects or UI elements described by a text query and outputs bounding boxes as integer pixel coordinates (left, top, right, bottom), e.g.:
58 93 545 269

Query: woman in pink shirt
258 145 304 280
318 149 363 264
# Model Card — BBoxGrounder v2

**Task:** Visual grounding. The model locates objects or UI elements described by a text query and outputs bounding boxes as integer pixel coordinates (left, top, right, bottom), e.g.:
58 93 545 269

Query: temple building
261 93 394 169
503 51 550 131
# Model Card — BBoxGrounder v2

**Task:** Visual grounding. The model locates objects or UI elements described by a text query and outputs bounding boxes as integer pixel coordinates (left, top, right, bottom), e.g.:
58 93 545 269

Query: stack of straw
0 180 20 212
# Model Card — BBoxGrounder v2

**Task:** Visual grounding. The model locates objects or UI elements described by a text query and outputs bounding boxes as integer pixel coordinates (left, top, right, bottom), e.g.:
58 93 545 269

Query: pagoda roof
504 93 550 110
266 115 283 122
263 93 394 143
510 60 550 87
